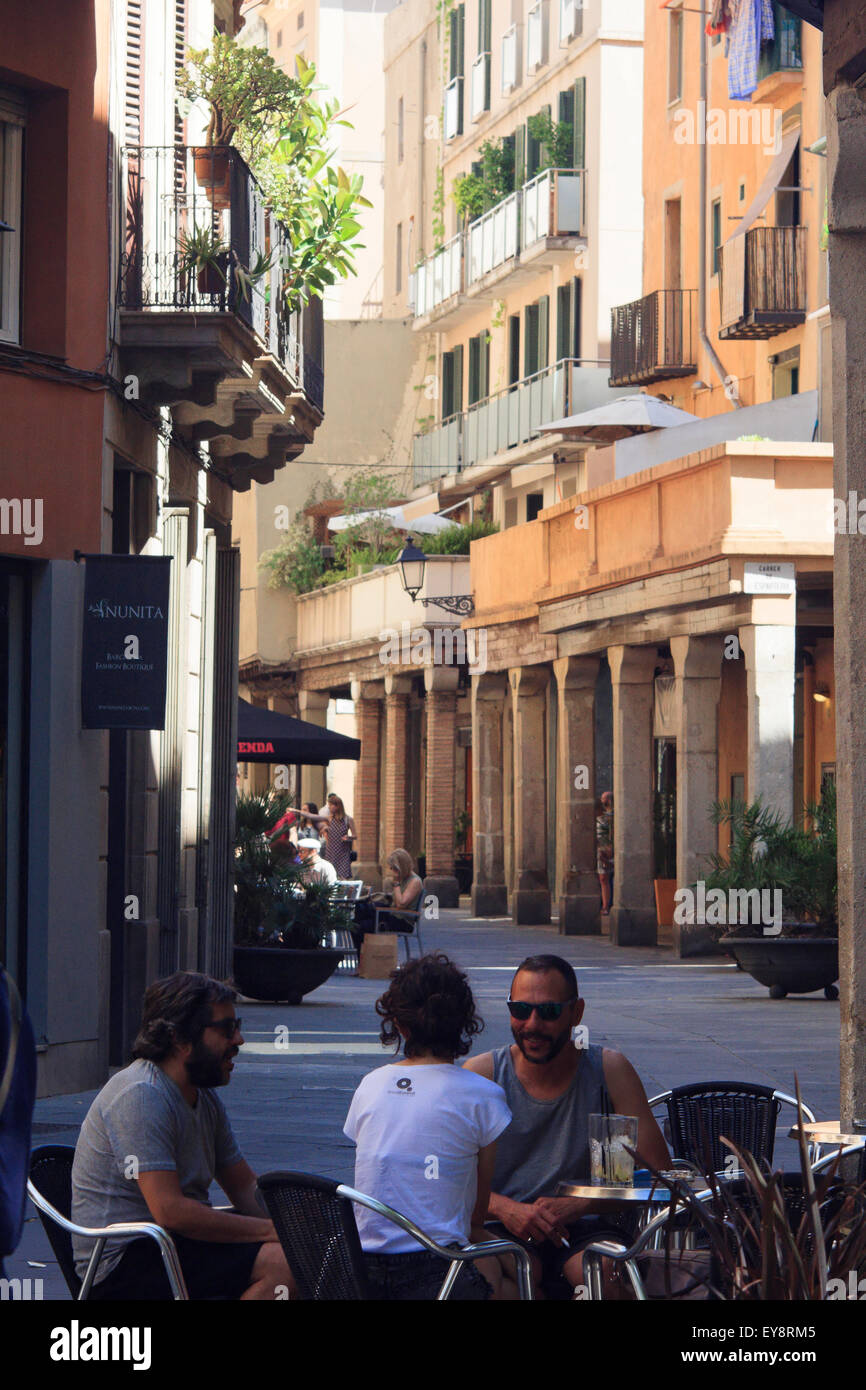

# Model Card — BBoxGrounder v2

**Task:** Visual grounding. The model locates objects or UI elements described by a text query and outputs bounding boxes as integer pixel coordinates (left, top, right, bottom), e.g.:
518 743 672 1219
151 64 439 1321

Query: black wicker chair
648 1082 817 1172
257 1170 534 1300
28 1145 187 1300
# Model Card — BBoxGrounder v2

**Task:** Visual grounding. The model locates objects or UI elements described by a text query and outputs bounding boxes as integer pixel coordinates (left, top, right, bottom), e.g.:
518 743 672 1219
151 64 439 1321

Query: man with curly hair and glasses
464 953 669 1297
71 971 293 1300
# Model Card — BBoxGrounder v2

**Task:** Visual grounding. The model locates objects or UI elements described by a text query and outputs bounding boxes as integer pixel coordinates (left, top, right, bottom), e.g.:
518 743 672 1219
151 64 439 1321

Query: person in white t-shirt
343 952 512 1300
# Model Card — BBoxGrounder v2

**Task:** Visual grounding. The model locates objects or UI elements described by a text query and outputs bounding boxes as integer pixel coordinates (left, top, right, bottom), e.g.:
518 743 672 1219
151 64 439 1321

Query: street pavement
11 907 841 1298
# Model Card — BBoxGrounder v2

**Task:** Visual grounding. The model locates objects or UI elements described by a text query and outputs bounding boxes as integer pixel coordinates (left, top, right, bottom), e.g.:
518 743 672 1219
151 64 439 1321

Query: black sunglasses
506 998 577 1022
207 1017 243 1039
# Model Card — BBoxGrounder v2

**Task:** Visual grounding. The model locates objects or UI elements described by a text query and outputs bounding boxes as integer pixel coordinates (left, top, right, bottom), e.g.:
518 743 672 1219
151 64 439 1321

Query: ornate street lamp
397 538 475 616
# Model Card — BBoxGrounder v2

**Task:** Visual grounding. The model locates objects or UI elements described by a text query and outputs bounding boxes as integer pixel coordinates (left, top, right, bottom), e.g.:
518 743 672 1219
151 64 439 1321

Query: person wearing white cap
297 837 337 888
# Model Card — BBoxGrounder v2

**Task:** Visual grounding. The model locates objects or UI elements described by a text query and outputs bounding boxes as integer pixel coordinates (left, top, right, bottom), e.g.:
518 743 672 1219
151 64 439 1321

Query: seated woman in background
343 952 511 1300
352 849 423 944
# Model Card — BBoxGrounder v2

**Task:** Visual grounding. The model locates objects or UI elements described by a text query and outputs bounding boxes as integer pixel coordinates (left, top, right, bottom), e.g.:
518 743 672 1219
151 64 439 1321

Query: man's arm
216 1158 266 1218
603 1049 671 1171
136 1170 276 1244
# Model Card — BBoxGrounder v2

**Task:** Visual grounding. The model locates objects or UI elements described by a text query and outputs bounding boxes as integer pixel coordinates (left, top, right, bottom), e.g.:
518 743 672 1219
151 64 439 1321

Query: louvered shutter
573 76 586 170
125 0 144 146
538 294 549 369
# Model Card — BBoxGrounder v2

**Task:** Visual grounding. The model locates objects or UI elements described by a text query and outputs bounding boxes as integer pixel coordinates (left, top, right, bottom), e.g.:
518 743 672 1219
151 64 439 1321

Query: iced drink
589 1114 639 1186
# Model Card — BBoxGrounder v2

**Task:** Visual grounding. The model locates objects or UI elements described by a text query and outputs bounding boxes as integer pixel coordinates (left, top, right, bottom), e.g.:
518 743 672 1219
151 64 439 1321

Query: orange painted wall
0 0 110 558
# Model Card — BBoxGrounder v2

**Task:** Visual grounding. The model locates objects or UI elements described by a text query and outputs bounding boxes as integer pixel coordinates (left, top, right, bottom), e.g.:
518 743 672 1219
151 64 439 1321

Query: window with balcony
501 24 520 94
757 0 802 82
524 296 549 376
668 6 683 104
442 345 464 419
446 4 466 140
471 0 492 119
0 95 24 345
527 0 548 73
468 330 490 404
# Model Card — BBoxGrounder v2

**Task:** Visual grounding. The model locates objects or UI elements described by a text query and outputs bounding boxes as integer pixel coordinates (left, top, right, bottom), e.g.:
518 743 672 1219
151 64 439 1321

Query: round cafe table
556 1176 712 1239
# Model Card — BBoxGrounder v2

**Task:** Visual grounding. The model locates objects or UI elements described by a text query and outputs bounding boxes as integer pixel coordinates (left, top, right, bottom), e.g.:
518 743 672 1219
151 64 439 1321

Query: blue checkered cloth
728 0 775 100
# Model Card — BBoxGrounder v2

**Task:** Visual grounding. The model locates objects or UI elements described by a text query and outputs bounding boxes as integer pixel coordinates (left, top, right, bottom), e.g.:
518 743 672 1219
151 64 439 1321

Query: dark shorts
363 1246 493 1301
484 1215 635 1283
88 1233 263 1301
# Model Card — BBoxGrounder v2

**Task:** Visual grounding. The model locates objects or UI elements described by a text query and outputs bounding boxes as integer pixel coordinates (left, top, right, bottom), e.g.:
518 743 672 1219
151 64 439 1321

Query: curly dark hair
131 972 236 1063
375 952 483 1060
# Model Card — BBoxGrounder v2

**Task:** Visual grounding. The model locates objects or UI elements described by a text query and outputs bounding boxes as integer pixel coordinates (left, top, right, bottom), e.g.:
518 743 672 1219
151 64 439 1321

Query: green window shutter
457 4 465 75
573 76 586 170
508 314 521 383
572 276 582 360
526 118 538 180
538 294 549 369
468 336 480 405
450 5 465 79
453 343 464 413
559 87 574 139
442 350 454 418
514 124 526 188
556 283 570 361
524 304 536 377
479 0 491 52
480 333 490 399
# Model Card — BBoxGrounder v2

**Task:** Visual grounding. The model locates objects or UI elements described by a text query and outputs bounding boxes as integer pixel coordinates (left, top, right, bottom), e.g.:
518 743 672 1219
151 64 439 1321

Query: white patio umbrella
540 394 700 443
327 505 455 535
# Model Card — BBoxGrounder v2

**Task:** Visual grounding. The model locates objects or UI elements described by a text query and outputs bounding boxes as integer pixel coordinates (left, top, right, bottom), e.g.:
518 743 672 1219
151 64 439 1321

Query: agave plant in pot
702 782 838 999
233 790 352 1003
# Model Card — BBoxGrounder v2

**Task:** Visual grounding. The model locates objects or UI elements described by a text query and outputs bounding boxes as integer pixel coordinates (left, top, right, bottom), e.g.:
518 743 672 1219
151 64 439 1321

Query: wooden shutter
451 4 466 78
514 124 526 188
174 0 187 147
508 314 520 383
573 76 586 170
442 349 454 417
556 284 570 360
125 0 144 145
572 276 582 359
538 294 549 369
468 336 480 404
524 303 536 376
480 333 490 399
453 343 464 413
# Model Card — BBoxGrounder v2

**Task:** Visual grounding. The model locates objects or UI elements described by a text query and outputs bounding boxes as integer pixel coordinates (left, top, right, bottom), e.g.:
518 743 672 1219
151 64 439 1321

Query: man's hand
493 1196 570 1246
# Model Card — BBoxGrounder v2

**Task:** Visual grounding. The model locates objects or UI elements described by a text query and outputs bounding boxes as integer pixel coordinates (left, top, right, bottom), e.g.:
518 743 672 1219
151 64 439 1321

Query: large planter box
720 936 839 999
233 946 343 1004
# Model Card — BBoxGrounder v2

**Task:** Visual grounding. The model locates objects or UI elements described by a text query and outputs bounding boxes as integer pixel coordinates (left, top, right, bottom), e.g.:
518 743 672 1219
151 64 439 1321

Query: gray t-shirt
71 1058 242 1282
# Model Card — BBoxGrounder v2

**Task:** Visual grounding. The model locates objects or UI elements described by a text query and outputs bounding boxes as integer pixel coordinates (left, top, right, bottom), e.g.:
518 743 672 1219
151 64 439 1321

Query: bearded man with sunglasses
464 954 669 1297
71 972 293 1300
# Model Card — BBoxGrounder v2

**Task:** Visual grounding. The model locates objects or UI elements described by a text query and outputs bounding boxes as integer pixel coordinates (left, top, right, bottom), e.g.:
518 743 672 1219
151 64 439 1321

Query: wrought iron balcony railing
119 145 316 390
609 289 698 387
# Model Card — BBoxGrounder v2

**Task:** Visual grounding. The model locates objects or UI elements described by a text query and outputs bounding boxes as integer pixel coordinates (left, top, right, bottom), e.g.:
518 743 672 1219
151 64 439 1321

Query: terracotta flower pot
193 146 231 209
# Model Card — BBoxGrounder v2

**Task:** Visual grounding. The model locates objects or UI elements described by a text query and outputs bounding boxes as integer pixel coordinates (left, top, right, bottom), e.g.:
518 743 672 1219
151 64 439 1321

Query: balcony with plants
410 119 586 331
118 37 369 488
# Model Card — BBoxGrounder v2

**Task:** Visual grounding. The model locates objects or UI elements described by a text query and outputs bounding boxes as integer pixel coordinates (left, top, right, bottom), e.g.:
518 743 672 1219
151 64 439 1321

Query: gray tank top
491 1043 610 1202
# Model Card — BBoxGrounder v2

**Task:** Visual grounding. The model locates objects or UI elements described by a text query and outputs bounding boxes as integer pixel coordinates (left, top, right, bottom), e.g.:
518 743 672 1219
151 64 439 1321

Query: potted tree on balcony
232 790 350 1003
704 783 838 1000
178 35 304 208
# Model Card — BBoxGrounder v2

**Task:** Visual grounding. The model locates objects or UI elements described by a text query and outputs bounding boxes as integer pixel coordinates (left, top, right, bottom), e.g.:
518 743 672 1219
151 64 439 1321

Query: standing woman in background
320 794 357 881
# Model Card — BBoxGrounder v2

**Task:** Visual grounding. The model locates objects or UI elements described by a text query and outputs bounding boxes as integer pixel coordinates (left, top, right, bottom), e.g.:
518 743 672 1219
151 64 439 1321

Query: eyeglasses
506 998 577 1022
207 1017 243 1039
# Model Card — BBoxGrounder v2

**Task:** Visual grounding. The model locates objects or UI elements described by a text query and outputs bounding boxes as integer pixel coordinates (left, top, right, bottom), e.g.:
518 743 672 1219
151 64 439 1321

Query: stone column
350 679 383 888
509 666 551 925
608 645 657 946
423 666 460 907
383 674 412 860
297 689 329 808
738 614 796 822
670 635 723 958
554 655 601 935
827 73 866 1129
471 673 508 916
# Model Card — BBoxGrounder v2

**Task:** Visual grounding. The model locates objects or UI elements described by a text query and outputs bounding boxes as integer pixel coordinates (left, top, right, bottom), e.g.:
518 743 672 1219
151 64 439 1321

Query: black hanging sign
81 555 172 729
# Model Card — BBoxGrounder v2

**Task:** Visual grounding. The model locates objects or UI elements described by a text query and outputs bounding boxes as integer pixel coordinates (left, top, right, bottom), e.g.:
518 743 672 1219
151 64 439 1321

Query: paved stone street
14 908 841 1298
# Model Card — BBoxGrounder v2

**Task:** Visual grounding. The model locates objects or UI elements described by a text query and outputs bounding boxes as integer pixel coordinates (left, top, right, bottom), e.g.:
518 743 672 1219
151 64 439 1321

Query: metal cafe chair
325 879 366 971
372 884 427 961
648 1081 819 1172
258 1169 534 1301
28 1145 188 1300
